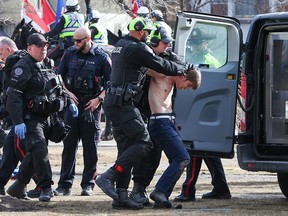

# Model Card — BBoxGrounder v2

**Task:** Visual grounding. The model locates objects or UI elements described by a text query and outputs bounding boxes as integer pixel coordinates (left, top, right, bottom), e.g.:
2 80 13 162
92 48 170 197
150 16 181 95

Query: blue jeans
148 117 190 198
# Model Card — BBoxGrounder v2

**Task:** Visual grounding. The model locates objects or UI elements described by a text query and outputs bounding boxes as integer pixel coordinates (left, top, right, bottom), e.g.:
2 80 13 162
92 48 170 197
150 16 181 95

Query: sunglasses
74 36 87 43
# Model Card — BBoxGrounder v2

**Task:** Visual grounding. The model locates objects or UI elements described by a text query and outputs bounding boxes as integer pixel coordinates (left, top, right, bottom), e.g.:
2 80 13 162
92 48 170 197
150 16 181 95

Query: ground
0 138 288 216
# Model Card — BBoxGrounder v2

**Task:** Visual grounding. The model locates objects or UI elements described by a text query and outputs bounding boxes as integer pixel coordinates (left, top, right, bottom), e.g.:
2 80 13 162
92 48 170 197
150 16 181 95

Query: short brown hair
186 68 201 90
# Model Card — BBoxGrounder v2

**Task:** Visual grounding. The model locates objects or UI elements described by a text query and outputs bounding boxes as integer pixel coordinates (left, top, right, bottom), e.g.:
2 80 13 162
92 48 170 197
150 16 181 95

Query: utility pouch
134 88 143 103
123 84 143 103
30 96 50 116
112 87 124 107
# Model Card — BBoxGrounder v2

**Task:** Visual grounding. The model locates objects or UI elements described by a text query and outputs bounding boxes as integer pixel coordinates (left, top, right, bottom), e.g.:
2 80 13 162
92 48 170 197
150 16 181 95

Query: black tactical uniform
6 53 72 201
96 33 189 209
0 50 29 195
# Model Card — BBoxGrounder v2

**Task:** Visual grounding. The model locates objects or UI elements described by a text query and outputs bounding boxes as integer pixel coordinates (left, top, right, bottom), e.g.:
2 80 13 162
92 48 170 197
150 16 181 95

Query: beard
77 41 87 52
140 34 148 42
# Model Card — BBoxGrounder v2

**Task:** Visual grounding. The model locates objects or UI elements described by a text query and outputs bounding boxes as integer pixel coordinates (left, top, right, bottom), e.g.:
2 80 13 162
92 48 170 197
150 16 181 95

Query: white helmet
92 10 101 19
66 0 80 11
66 0 78 6
137 6 149 18
151 10 163 20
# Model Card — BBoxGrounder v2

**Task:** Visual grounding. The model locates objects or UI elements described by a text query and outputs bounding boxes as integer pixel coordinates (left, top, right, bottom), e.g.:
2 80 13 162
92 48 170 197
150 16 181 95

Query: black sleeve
6 62 31 125
126 43 185 76
44 17 65 39
100 53 112 90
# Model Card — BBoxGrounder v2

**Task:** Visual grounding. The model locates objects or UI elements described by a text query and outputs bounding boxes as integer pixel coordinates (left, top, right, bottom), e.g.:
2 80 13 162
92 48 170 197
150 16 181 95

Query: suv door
173 11 242 158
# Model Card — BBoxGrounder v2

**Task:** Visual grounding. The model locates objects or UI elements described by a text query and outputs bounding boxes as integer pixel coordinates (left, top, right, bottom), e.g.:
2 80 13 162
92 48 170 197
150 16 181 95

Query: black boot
150 189 172 209
7 180 30 200
130 183 149 205
39 187 54 202
112 188 144 210
95 167 118 199
174 193 196 202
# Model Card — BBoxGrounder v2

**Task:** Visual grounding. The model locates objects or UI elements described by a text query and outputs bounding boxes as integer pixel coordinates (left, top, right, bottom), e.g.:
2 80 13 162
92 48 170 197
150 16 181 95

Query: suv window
185 23 227 69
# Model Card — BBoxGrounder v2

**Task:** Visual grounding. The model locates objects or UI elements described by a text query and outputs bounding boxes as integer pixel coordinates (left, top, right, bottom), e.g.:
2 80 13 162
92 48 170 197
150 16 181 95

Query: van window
185 23 227 69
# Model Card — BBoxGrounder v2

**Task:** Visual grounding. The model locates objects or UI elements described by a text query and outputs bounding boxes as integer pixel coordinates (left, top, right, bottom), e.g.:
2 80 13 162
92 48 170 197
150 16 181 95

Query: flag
22 0 50 33
131 0 138 18
131 0 143 18
56 0 66 24
41 0 56 26
137 0 143 7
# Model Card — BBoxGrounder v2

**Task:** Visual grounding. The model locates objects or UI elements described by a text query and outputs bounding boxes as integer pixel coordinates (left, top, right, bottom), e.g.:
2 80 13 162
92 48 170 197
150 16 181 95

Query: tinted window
185 23 227 69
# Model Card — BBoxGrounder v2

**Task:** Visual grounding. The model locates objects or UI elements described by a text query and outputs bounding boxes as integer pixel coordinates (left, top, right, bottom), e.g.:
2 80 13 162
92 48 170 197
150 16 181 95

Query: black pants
17 116 52 189
132 137 162 188
181 156 230 196
103 93 153 189
0 129 19 187
58 103 100 189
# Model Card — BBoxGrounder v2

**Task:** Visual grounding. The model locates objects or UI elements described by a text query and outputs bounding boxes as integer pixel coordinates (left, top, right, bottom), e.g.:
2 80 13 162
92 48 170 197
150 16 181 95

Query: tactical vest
59 12 85 38
24 57 67 116
63 47 104 96
110 38 145 86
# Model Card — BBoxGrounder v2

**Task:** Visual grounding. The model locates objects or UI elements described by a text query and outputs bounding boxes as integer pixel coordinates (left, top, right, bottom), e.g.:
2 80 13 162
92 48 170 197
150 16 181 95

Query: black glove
177 62 194 76
184 62 195 73
81 109 95 123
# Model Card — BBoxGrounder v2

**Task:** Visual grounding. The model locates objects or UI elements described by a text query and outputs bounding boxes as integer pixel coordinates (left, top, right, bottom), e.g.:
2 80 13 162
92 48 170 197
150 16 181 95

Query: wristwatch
97 96 104 103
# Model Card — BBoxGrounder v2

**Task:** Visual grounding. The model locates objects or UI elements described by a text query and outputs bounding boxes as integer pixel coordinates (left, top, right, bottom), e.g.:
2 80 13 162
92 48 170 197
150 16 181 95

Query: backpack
3 50 28 90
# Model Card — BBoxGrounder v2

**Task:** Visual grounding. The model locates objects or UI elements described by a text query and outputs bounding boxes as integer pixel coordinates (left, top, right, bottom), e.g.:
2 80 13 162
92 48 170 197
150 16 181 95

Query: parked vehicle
173 11 288 198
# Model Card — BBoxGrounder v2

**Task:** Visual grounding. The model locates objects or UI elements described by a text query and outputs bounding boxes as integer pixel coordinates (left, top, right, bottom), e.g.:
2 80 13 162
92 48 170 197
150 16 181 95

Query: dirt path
0 141 288 216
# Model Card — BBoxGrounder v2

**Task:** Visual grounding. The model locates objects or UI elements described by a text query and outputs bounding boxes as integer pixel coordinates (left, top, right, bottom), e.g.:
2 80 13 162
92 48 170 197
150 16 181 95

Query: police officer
95 17 192 209
0 38 21 195
150 10 172 36
45 0 85 66
88 10 108 45
54 26 111 197
186 27 221 69
6 33 79 202
137 6 150 18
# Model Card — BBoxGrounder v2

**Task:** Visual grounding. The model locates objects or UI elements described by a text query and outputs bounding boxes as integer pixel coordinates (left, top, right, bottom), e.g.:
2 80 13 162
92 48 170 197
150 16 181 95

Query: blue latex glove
69 104 78 118
15 123 26 140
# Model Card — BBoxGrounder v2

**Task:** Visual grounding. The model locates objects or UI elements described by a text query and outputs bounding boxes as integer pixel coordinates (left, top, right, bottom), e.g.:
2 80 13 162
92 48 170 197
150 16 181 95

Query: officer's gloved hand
15 123 26 140
81 109 95 123
184 62 195 74
69 104 78 118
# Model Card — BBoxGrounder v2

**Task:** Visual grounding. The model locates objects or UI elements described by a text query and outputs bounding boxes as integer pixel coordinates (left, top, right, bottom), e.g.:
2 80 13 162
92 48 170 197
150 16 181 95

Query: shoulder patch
14 68 23 76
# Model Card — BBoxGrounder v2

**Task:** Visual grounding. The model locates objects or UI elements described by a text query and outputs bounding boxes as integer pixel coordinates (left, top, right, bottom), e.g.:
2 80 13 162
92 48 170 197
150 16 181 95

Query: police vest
110 38 146 86
59 12 85 38
89 23 108 45
63 47 103 95
23 57 67 116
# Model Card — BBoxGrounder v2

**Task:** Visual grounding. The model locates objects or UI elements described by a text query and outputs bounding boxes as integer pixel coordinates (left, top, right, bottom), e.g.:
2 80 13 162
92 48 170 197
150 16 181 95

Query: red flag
23 0 50 33
41 0 56 26
131 0 138 18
